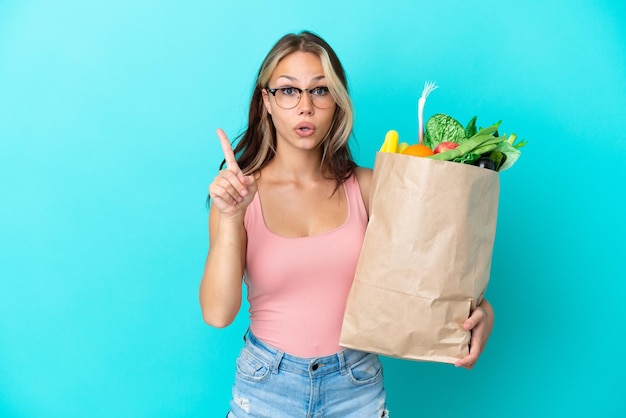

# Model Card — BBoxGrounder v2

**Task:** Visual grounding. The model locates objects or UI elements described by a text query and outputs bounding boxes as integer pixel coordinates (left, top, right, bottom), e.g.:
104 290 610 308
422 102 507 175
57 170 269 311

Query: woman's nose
297 91 314 114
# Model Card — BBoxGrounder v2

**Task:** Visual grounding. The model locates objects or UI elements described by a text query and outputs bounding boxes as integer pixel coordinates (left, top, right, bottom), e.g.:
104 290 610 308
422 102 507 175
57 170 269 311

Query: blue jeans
227 331 388 417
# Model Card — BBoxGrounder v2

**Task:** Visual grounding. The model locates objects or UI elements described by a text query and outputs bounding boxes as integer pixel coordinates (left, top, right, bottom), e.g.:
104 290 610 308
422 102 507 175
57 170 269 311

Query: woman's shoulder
352 166 372 216
353 166 372 184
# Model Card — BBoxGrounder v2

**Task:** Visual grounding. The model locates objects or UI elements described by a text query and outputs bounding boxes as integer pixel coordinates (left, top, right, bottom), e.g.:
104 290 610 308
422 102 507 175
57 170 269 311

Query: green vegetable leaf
505 133 528 149
495 140 521 171
424 113 465 149
513 138 528 149
488 150 506 171
453 153 480 164
464 116 477 139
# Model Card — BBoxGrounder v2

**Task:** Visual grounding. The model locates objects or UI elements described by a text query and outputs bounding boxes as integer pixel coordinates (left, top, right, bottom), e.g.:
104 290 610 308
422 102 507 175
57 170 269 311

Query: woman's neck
265 148 328 183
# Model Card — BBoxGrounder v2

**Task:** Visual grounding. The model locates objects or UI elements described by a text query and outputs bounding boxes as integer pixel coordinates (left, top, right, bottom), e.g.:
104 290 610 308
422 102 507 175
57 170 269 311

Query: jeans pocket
346 353 383 385
235 350 271 382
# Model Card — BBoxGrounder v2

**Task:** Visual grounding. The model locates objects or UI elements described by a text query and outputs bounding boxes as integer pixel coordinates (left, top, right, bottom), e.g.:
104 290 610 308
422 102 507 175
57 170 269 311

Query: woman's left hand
454 299 494 370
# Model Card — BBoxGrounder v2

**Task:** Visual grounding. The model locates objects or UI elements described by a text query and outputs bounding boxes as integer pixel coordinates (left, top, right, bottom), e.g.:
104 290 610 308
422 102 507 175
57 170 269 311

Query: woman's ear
261 88 272 115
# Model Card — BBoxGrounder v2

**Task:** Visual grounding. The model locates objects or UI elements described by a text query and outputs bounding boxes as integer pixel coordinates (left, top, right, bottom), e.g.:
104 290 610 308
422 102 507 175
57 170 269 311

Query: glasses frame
265 86 334 109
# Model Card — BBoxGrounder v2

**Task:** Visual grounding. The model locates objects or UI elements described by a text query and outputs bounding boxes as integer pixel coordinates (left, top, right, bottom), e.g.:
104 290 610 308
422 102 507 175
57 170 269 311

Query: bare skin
199 51 493 369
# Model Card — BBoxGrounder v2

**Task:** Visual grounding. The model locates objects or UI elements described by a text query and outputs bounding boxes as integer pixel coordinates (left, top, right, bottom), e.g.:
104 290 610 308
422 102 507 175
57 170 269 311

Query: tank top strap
344 173 368 225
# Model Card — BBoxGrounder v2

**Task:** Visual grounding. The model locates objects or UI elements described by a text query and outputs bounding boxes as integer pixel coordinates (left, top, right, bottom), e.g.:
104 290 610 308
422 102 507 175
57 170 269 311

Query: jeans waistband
244 330 373 376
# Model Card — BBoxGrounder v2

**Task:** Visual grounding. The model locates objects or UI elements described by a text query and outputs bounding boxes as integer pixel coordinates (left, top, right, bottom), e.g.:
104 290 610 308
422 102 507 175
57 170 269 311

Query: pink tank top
244 174 368 357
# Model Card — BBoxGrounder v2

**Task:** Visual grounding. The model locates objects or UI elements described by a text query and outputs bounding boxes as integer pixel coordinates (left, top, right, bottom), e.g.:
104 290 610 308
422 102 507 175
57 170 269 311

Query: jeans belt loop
337 350 348 375
271 350 284 374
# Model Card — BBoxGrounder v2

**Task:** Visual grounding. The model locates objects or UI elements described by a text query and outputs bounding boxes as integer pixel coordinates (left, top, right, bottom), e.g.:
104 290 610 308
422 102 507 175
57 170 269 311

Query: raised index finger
216 128 240 172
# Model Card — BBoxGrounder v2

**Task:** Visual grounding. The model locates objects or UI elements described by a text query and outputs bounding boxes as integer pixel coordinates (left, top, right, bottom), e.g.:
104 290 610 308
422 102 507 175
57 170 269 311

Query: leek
418 81 438 145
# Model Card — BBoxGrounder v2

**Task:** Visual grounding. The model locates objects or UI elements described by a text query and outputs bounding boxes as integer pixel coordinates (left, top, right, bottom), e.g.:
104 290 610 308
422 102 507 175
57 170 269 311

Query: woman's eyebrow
275 75 326 83
276 75 297 82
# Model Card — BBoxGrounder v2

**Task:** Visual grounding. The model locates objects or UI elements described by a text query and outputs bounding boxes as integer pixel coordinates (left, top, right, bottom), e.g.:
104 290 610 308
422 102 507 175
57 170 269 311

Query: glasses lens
275 88 299 109
311 88 334 109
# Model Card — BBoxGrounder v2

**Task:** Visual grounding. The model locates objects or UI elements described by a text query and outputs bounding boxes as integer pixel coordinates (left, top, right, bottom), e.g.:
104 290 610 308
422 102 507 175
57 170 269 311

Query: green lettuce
423 113 466 149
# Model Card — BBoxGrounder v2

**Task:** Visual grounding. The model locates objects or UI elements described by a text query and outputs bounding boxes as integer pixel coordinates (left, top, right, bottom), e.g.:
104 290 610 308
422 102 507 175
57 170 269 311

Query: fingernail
240 189 248 196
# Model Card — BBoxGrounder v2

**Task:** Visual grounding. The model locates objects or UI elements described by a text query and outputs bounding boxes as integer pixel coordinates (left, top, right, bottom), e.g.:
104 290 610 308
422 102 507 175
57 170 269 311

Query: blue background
1 0 625 417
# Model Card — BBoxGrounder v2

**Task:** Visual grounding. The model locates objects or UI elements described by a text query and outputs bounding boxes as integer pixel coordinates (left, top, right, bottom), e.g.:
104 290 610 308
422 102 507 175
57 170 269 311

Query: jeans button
311 364 319 371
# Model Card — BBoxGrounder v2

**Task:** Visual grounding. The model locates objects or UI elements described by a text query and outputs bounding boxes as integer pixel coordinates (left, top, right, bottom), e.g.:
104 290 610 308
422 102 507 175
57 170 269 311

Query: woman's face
262 51 336 154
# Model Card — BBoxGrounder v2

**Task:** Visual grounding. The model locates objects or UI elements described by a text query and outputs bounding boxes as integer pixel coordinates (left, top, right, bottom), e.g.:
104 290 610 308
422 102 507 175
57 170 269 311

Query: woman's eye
311 87 329 96
280 87 297 96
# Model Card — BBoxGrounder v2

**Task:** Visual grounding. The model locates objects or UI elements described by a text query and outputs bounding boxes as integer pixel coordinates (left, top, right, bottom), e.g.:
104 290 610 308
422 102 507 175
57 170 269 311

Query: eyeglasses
265 86 335 109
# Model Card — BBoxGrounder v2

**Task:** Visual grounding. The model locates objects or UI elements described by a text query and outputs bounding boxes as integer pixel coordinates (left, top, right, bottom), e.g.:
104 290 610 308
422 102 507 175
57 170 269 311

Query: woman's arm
199 205 247 328
199 129 258 328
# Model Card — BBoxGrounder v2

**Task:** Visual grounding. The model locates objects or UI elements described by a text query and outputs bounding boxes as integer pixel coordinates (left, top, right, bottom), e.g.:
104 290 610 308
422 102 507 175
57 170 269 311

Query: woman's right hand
208 128 258 218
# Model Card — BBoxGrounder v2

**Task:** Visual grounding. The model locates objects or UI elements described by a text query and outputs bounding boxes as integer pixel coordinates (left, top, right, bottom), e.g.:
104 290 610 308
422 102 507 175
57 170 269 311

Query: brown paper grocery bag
340 152 499 363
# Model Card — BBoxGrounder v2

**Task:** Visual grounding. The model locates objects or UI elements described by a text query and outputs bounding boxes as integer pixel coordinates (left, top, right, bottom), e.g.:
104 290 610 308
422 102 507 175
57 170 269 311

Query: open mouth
295 123 315 137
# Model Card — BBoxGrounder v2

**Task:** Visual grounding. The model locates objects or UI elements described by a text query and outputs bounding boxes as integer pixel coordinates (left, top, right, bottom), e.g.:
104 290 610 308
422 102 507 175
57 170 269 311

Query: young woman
200 31 494 418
